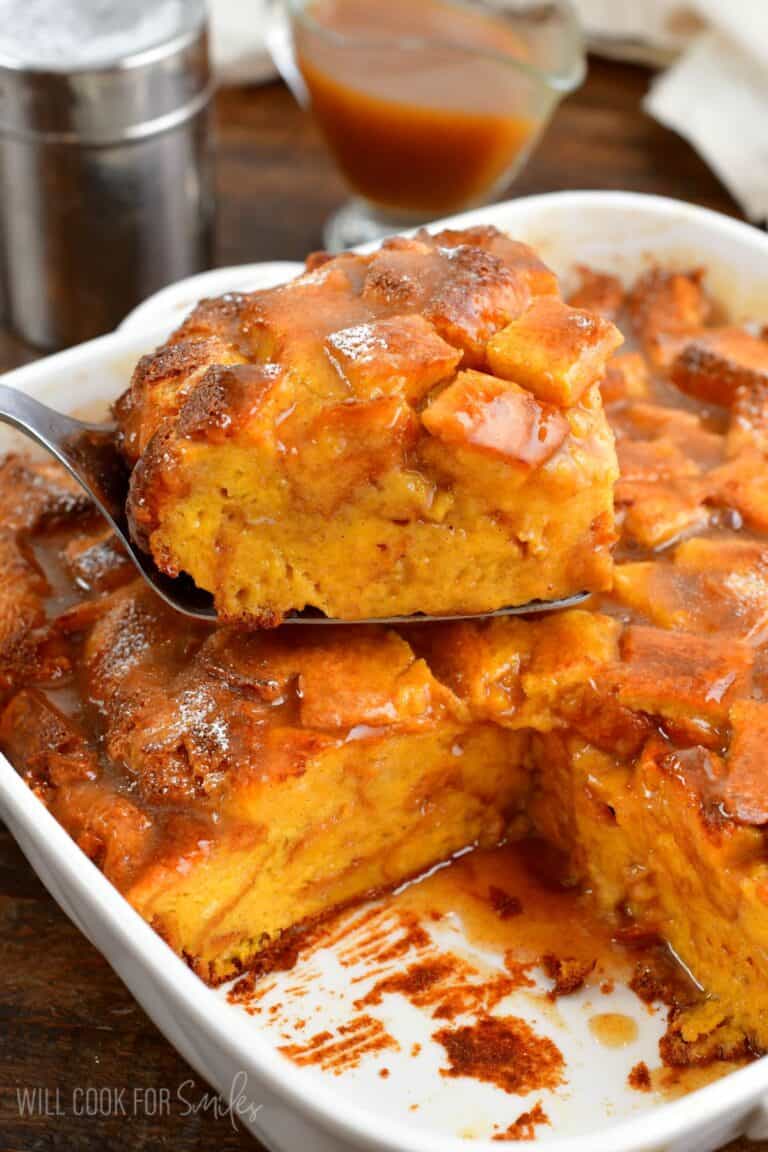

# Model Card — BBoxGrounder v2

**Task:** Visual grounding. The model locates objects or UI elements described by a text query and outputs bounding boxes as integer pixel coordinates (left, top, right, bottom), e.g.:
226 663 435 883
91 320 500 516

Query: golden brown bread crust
627 266 711 368
671 328 768 408
567 265 625 320
115 335 247 464
0 689 98 791
0 455 93 695
79 582 471 807
117 226 620 625
0 453 91 531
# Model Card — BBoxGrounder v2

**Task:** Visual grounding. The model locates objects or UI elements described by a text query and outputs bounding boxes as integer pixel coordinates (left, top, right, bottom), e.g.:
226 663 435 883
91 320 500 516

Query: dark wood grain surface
0 59 759 1152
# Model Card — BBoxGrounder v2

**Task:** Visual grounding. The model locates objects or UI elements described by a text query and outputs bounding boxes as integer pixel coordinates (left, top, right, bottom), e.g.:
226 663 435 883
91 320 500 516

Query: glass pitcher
268 0 585 249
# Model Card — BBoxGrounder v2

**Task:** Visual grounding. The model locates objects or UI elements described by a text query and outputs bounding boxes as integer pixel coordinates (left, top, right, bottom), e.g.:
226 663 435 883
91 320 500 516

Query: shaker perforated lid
0 0 210 144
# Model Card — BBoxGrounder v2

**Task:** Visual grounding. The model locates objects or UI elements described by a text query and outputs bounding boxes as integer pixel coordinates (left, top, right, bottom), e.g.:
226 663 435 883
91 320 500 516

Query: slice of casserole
2 580 528 984
116 226 620 625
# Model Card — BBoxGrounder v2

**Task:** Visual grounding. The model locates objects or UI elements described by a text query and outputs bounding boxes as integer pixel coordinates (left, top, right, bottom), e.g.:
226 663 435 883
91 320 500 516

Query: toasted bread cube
418 611 619 732
671 328 768 407
526 609 618 682
675 536 764 569
292 629 465 731
601 352 650 405
0 689 98 790
563 686 656 761
614 541 768 638
617 403 724 470
487 297 624 407
325 314 461 403
421 245 533 365
640 734 729 794
51 781 156 889
0 456 94 695
362 233 536 366
406 617 534 724
616 478 709 550
518 612 621 732
617 625 752 728
0 687 153 884
722 701 768 825
406 618 518 715
615 558 731 634
116 337 247 462
422 370 569 467
652 331 705 372
617 437 700 483
704 456 768 533
173 263 369 378
627 267 711 365
673 538 768 638
0 454 90 533
568 265 624 320
64 530 134 594
0 529 62 694
359 238 440 312
612 562 686 629
170 290 257 345
428 226 560 299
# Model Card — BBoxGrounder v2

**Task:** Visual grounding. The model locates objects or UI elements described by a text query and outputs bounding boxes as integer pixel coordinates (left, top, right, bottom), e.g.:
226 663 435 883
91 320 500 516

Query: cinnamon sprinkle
541 954 596 999
279 1014 398 1074
628 1061 652 1092
493 1101 550 1142
433 1015 564 1095
354 954 534 1022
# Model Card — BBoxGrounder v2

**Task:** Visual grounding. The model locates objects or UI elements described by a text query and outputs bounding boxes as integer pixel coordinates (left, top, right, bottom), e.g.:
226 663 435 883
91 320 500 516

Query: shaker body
0 110 215 347
0 3 213 349
0 108 214 348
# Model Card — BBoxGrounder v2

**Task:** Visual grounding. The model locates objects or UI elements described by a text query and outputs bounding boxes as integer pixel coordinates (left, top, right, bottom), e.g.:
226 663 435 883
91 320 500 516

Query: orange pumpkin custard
4 255 768 1066
116 226 619 625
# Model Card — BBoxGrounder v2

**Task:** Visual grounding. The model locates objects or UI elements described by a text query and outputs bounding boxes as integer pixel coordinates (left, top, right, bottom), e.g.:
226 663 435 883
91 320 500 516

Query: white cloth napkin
209 0 768 223
575 0 768 222
646 27 768 223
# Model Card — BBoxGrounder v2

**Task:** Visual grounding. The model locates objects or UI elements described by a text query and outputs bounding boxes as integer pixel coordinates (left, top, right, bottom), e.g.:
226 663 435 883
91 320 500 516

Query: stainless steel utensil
0 383 588 624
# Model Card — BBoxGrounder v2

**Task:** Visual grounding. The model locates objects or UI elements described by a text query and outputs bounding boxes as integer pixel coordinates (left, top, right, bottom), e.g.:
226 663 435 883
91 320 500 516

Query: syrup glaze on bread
116 226 619 625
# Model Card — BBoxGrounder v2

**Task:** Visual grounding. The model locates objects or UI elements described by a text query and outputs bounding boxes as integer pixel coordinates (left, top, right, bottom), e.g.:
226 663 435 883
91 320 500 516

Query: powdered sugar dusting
177 684 230 754
98 598 155 682
327 324 389 366
0 0 201 70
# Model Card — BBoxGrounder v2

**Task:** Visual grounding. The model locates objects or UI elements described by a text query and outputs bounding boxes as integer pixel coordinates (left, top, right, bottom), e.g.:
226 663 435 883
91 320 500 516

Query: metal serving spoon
0 383 587 623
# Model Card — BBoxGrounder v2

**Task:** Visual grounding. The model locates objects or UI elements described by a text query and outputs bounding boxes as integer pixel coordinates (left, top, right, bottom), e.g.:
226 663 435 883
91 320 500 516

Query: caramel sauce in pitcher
296 0 542 214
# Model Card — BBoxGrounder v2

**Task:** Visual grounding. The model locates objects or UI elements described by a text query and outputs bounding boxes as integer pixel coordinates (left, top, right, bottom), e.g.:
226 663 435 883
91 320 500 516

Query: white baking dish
3 192 768 1152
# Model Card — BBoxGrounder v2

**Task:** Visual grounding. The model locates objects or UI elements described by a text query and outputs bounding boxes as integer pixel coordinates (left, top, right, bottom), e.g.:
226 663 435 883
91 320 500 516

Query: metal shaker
0 1 214 349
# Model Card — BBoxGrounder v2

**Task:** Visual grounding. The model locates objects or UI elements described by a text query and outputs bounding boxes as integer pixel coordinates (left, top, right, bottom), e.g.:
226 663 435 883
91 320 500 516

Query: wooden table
0 59 757 1152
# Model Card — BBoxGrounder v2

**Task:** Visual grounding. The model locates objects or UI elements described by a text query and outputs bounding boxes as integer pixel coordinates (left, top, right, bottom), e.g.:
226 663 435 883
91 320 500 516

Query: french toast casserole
4 229 768 1066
